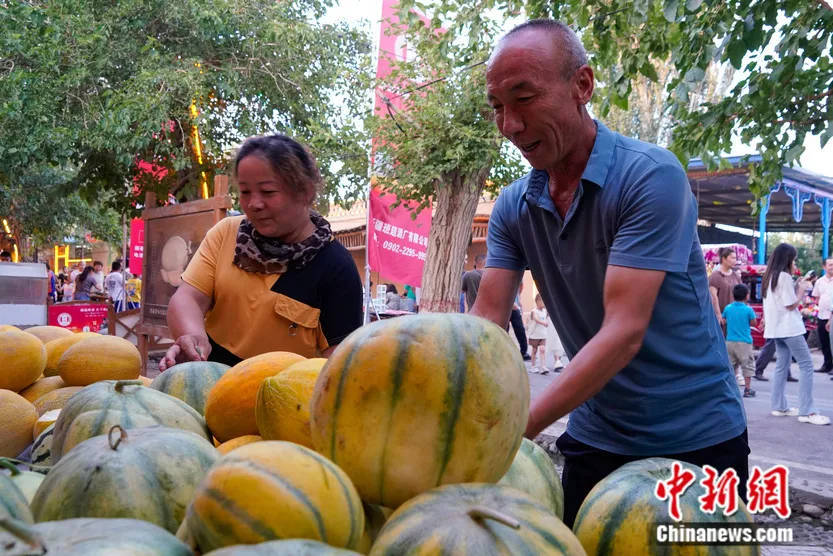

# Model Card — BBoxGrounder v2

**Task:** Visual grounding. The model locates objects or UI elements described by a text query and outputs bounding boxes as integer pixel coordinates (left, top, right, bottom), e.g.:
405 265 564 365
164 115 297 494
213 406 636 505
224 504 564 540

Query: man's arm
470 268 523 330
524 265 665 439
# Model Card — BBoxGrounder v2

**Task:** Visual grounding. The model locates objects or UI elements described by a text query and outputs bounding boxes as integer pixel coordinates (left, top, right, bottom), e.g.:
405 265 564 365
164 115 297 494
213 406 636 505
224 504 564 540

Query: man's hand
525 265 665 439
159 333 211 371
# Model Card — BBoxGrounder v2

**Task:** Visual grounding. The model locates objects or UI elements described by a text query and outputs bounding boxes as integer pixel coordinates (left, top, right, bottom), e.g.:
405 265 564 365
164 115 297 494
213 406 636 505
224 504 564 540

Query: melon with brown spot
51 380 210 460
31 425 219 533
0 329 46 392
205 351 306 442
370 483 585 555
310 313 529 508
185 440 364 552
58 335 141 386
572 458 759 555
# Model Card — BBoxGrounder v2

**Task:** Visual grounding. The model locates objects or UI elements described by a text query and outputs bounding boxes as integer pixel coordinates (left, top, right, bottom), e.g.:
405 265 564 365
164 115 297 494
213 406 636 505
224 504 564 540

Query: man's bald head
493 19 587 80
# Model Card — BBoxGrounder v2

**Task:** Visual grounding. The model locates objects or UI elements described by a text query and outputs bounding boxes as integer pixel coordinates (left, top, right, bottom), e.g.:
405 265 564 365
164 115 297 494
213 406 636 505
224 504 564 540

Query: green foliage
0 0 372 218
368 0 525 210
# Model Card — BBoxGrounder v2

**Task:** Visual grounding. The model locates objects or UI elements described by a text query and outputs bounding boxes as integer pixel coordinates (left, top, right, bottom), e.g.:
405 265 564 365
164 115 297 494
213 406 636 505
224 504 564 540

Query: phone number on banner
383 240 427 261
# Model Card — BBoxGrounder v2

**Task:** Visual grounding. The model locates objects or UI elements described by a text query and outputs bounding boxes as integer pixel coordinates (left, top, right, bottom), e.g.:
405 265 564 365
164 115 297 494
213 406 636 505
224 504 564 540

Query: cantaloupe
43 332 99 376
0 389 38 457
58 335 141 386
23 325 73 344
216 435 262 455
256 358 326 448
32 386 83 416
205 352 305 442
0 329 47 392
19 376 65 403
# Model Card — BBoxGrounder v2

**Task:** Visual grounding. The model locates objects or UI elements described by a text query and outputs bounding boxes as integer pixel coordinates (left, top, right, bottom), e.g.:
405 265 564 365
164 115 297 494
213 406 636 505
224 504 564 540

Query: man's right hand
159 333 211 372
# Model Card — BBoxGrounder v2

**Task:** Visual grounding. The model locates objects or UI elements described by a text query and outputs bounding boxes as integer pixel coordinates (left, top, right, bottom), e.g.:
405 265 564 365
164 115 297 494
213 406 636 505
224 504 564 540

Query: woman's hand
159 333 211 371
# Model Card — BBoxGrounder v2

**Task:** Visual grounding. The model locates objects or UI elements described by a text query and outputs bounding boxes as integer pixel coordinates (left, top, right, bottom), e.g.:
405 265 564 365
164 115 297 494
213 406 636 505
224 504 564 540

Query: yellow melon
19 376 66 403
32 387 84 416
43 332 99 376
23 325 73 344
216 435 262 455
0 389 38 457
33 409 61 440
0 329 47 392
0 324 20 332
205 351 306 442
256 358 326 448
58 336 141 386
138 375 153 386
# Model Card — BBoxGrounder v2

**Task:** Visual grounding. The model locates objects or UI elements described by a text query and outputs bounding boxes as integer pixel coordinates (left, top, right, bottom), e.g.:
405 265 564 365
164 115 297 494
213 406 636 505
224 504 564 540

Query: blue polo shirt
487 121 746 456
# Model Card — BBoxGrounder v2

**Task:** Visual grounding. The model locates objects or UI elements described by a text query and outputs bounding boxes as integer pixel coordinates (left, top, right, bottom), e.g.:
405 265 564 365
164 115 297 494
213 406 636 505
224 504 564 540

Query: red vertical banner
129 218 144 276
367 188 430 286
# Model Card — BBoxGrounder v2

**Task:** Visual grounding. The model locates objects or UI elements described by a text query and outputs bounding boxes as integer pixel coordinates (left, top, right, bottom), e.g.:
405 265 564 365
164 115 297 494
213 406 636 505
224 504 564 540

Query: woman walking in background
527 293 548 374
762 243 830 425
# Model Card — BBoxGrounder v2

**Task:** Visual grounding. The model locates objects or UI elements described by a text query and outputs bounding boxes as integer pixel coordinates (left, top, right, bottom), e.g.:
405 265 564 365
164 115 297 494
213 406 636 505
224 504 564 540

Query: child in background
527 293 548 374
723 283 758 398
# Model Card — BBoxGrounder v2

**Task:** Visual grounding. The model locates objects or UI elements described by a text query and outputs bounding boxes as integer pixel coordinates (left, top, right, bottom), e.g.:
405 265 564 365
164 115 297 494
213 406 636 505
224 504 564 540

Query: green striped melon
311 314 529 508
51 379 210 459
499 438 564 518
0 517 192 555
30 424 55 467
0 459 44 504
573 458 758 555
0 472 33 523
186 440 365 553
150 361 230 415
204 539 362 555
370 483 585 555
58 409 160 456
31 425 219 533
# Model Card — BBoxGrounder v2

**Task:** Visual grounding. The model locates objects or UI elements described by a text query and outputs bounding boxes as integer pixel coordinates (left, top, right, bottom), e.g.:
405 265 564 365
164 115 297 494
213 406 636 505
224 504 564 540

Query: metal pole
757 195 768 265
823 198 831 270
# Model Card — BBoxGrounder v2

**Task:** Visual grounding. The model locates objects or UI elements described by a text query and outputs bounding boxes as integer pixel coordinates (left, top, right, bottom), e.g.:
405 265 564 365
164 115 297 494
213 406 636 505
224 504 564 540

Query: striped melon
573 458 758 555
205 351 306 442
43 332 98 376
499 438 564 518
30 424 55 467
0 329 46 392
357 503 392 554
0 517 192 555
204 539 362 555
19 376 65 403
51 380 210 460
256 358 326 448
58 409 160 456
23 325 73 344
370 483 585 555
216 434 262 455
0 459 44 504
32 386 83 415
58 335 141 386
31 425 219 533
186 440 365 552
0 472 33 523
311 314 529 508
150 361 230 415
0 390 38 458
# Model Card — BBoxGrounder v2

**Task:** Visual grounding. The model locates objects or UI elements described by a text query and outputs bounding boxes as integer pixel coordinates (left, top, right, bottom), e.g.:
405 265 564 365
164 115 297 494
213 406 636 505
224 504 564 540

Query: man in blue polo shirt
473 19 748 527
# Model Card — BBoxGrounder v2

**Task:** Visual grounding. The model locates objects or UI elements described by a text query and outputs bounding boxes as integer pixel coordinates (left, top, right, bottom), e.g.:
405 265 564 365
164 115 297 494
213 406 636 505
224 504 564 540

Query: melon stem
0 517 46 553
467 506 521 529
108 424 128 450
114 379 143 392
0 458 21 475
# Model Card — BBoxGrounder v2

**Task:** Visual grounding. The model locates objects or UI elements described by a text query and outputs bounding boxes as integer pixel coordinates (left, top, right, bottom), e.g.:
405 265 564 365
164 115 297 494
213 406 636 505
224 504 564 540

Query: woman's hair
718 247 735 262
76 265 94 288
234 134 323 206
385 283 398 294
761 243 797 298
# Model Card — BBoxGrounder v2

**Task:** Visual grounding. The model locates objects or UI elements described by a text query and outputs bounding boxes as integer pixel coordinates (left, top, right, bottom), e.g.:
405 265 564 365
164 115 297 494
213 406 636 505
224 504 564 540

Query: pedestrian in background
461 254 485 312
508 283 531 361
526 293 548 374
723 284 757 398
813 258 833 374
762 243 829 425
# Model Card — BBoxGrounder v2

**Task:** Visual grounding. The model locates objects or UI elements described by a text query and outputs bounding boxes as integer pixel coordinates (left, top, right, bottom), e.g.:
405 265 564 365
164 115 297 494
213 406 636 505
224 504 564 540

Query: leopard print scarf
233 211 333 274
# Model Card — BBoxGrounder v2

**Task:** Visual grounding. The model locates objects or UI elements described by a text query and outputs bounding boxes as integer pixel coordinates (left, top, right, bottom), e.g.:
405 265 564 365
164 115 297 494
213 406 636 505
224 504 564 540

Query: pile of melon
1 316 758 555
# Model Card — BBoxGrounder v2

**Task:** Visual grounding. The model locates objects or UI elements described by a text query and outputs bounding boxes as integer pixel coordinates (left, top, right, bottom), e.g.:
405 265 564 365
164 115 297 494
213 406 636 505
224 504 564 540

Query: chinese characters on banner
655 463 790 521
48 303 109 333
129 218 144 276
367 188 431 287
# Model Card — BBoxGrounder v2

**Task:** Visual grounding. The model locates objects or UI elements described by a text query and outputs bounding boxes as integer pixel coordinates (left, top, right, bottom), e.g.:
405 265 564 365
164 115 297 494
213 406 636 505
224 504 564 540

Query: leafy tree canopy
0 0 373 217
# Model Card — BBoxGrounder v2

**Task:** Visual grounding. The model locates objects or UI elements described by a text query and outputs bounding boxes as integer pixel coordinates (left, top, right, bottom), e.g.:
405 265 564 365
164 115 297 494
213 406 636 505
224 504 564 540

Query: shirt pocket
273 293 322 356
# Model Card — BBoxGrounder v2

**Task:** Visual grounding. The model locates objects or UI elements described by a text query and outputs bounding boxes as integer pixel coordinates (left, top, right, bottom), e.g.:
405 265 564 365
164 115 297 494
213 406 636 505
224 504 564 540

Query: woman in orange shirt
159 134 363 370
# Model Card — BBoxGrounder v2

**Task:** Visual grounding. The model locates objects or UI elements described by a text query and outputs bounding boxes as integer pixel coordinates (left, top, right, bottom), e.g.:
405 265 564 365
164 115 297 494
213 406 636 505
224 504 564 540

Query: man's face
94 263 102 272
486 30 592 171
825 259 833 275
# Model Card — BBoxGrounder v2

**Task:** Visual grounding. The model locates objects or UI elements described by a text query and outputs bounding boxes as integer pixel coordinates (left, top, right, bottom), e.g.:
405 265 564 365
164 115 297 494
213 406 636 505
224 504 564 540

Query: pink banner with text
129 218 144 276
367 188 431 286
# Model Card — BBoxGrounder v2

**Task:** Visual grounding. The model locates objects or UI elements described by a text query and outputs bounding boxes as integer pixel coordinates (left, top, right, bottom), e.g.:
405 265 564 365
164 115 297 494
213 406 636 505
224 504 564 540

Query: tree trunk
419 168 489 313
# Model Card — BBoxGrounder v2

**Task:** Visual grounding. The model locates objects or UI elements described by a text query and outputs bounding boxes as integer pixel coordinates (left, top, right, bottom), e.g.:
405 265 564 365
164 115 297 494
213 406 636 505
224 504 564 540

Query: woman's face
237 154 311 241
